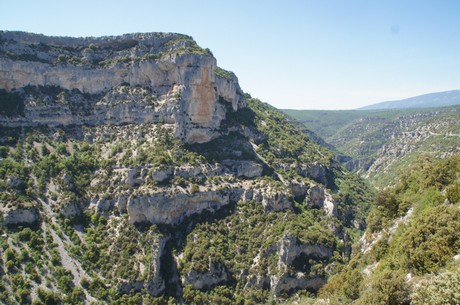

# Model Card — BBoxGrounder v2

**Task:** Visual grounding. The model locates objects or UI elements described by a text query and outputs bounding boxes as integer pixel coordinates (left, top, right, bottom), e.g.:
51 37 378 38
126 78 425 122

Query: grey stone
0 31 246 144
3 207 39 225
183 261 230 290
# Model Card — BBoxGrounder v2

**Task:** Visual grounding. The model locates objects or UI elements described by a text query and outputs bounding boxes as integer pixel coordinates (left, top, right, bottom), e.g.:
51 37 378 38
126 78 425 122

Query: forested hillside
318 155 460 305
0 94 372 304
1 30 459 305
284 106 460 187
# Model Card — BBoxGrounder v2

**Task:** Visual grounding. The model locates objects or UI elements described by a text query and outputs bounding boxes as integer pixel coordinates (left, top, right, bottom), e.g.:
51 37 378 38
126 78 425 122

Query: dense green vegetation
250 98 333 165
0 93 375 304
1 33 211 69
214 67 233 81
98 37 212 68
282 109 368 140
180 200 338 304
318 155 460 304
283 106 460 187
3 79 458 304
283 105 460 142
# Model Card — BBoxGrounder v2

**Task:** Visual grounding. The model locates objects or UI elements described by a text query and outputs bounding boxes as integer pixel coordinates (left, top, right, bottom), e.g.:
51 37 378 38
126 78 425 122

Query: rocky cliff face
243 234 333 296
0 32 372 304
1 205 39 225
0 31 245 144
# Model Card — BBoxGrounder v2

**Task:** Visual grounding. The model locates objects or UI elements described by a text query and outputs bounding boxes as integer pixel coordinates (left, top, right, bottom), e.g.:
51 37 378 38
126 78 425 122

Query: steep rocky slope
317 155 460 305
0 32 372 304
285 106 460 187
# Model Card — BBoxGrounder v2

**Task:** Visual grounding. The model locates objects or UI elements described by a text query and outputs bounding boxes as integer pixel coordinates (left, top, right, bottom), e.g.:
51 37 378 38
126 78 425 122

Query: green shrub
0 146 8 158
398 205 460 274
412 267 460 305
67 286 85 304
366 189 399 232
446 182 460 203
319 261 363 303
355 269 409 305
18 227 33 241
214 67 233 80
56 143 68 155
15 287 30 304
36 287 61 305
5 248 17 261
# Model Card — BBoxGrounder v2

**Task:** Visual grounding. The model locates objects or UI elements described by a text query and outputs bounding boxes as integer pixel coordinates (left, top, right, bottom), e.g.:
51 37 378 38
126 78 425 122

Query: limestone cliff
0 31 373 304
0 31 245 143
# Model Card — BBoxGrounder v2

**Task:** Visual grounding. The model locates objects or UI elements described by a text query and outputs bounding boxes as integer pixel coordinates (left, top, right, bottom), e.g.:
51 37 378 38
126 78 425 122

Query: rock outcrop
183 260 230 290
245 234 333 296
252 188 292 212
117 235 167 296
2 206 39 225
0 31 246 144
127 191 230 225
0 30 372 304
276 234 333 266
223 160 263 178
60 200 83 218
274 235 332 294
145 236 168 296
305 184 337 217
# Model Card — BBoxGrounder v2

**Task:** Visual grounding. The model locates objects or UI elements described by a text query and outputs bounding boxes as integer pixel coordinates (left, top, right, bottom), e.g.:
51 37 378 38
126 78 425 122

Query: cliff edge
0 31 245 143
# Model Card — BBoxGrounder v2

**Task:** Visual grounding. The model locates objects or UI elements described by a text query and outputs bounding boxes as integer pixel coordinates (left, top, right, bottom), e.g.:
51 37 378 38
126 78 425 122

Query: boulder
183 261 230 290
305 184 337 217
3 206 39 225
235 161 263 178
151 168 173 183
222 160 263 178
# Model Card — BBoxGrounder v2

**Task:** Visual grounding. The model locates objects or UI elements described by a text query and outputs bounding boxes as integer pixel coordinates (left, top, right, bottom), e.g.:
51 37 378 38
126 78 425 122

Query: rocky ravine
335 109 460 185
0 32 369 304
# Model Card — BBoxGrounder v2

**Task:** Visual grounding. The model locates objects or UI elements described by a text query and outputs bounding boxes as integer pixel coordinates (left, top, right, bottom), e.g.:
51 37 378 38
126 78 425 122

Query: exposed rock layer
2 206 39 225
0 31 245 143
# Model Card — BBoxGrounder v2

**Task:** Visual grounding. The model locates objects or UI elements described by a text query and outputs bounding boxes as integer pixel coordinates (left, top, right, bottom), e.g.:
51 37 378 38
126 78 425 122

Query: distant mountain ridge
359 90 460 110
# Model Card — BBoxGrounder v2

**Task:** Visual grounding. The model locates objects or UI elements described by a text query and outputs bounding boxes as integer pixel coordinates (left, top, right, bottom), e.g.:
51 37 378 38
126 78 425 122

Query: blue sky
1 0 460 109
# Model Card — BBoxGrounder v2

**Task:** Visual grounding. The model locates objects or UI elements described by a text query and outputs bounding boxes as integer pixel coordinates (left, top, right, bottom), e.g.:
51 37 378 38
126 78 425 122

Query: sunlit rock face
2 206 39 225
0 31 245 144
